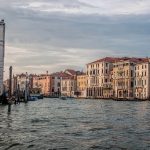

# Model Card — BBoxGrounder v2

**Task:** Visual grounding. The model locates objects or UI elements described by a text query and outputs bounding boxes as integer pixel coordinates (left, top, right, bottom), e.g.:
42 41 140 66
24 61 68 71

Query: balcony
102 83 112 90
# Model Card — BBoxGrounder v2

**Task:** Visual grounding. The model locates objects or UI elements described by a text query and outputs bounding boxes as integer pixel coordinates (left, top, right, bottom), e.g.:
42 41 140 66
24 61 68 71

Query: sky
0 0 150 77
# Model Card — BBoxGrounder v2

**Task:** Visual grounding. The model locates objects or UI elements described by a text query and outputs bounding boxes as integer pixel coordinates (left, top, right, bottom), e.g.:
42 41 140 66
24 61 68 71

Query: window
127 70 128 76
106 69 108 74
52 88 54 92
142 80 143 86
93 70 95 75
131 70 133 77
57 82 60 87
131 81 134 88
131 63 134 66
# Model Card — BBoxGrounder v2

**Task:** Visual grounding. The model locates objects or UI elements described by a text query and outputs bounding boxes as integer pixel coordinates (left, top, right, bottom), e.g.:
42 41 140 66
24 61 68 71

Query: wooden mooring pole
8 66 12 113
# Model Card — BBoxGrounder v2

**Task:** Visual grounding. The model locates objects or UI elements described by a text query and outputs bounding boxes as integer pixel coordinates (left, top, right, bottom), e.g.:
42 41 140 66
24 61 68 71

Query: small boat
28 96 38 101
60 96 67 100
30 94 43 99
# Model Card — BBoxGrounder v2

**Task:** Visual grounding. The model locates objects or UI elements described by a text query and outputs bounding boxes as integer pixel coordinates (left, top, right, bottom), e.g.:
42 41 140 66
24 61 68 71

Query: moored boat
28 96 38 101
30 94 43 99
60 96 67 100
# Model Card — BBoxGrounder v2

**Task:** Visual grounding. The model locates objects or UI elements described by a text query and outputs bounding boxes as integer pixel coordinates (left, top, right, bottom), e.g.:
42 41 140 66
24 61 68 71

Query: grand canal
0 98 150 150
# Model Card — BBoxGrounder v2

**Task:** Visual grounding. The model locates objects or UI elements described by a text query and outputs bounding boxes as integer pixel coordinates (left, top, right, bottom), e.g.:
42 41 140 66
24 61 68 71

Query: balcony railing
102 83 112 89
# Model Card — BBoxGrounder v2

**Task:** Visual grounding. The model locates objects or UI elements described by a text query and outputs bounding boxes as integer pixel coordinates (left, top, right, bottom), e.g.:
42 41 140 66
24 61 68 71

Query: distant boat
59 96 67 100
30 94 43 99
28 96 38 101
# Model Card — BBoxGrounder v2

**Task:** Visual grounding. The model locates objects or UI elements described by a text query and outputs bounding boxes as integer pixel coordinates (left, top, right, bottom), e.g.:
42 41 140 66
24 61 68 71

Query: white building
61 76 76 97
86 57 116 99
15 73 29 92
50 72 62 96
134 60 150 99
0 20 5 95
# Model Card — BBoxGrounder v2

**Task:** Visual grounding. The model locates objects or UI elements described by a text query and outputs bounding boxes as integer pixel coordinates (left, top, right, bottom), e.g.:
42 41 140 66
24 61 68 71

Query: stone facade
61 76 76 97
32 72 51 96
86 57 116 99
77 74 87 98
134 60 150 99
113 59 135 99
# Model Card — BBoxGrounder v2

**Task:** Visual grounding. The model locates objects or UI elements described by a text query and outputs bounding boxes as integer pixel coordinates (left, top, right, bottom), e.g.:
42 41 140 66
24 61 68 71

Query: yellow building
33 72 51 96
77 73 87 98
112 58 144 100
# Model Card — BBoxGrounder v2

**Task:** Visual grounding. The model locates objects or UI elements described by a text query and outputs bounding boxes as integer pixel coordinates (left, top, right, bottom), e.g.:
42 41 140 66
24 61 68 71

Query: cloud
0 0 150 78
13 0 150 15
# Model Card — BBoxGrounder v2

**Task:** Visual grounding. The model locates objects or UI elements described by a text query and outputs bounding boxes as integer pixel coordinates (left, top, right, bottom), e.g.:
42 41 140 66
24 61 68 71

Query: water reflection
0 98 150 150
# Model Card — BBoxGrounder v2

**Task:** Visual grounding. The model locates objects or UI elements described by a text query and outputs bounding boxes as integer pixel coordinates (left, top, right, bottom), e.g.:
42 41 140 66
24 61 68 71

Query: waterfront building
49 72 63 97
32 71 51 96
61 75 76 97
77 73 87 98
86 57 118 99
0 20 5 95
60 69 81 97
14 73 29 92
31 70 81 97
134 59 150 99
112 58 145 100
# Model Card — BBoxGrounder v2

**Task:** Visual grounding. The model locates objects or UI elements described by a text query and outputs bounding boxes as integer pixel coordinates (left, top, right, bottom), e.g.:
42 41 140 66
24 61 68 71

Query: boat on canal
28 94 43 101
28 96 39 101
59 96 67 100
30 94 43 99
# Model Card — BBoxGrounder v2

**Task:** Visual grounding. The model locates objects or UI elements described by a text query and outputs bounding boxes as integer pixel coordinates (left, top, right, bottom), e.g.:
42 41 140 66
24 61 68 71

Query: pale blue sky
0 0 150 76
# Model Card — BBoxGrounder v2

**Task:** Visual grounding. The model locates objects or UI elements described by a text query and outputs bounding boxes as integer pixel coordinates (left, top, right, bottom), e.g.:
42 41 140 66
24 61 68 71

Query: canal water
0 98 150 150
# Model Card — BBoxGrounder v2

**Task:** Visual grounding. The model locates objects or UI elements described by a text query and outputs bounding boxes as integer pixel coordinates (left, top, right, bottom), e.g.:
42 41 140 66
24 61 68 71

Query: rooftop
87 57 149 65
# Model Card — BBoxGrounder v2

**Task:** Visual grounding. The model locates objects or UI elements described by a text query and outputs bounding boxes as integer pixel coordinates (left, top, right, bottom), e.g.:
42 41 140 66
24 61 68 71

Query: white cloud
15 0 150 15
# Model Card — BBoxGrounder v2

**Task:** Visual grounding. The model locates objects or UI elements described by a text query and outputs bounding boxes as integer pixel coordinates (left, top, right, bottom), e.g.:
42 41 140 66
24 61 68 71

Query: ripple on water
0 98 150 150
4 143 23 150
